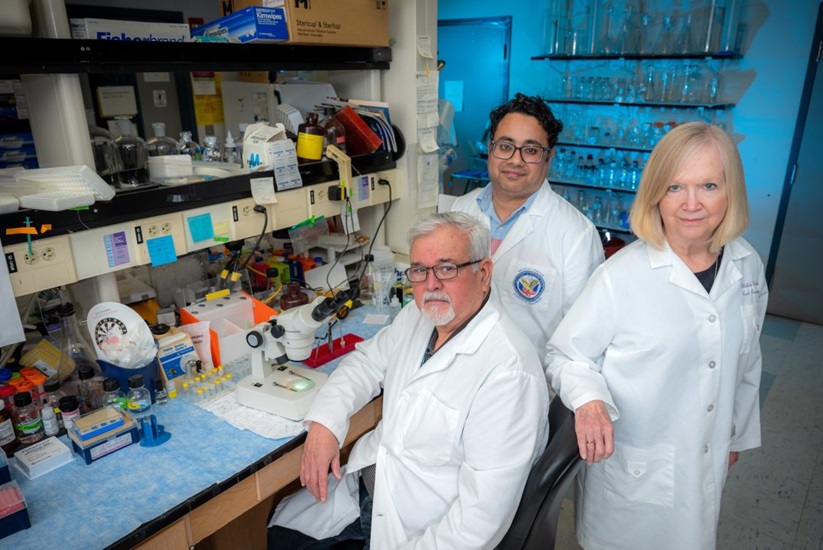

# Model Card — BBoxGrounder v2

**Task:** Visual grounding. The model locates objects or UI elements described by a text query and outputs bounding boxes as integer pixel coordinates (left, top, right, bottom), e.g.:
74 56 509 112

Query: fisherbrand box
218 0 389 47
70 18 191 42
191 7 288 43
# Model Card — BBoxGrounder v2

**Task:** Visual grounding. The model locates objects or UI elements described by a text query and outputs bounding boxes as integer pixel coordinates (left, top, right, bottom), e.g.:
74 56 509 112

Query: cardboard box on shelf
217 0 389 47
191 6 288 44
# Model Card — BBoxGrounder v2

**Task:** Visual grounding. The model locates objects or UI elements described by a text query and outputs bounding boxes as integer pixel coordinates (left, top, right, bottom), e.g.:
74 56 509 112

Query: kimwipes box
218 0 389 47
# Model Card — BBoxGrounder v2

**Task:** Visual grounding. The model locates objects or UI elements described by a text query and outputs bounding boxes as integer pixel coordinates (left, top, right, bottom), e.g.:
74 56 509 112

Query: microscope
236 290 355 420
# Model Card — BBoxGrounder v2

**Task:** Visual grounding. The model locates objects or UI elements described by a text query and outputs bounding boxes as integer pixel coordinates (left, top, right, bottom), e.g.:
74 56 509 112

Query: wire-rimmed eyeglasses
404 259 482 283
490 140 551 164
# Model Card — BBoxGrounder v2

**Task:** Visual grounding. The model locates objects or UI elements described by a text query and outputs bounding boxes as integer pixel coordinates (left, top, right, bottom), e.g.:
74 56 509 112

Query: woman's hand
574 400 615 464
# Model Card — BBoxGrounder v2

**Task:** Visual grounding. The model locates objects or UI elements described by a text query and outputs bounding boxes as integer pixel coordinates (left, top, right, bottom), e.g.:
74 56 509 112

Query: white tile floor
554 315 823 549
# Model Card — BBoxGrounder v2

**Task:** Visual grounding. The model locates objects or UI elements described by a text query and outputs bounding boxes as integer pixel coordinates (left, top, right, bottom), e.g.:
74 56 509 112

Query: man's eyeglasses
490 141 551 164
404 259 482 283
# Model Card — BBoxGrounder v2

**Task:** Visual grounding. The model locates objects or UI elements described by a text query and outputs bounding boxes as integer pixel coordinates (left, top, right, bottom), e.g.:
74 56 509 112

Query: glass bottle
113 116 150 189
280 281 309 311
296 112 324 164
58 395 80 431
56 302 99 396
78 364 105 413
146 122 178 157
13 391 45 445
321 106 346 155
154 379 168 405
88 121 118 186
127 374 152 420
102 377 127 410
177 131 202 160
42 378 67 430
358 254 377 306
0 385 18 454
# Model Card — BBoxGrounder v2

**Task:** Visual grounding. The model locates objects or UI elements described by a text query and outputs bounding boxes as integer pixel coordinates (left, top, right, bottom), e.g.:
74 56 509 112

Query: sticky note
147 235 177 267
188 213 214 242
214 221 230 236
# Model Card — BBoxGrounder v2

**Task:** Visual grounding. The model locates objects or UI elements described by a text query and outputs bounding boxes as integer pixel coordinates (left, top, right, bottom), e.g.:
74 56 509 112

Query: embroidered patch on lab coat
513 269 545 303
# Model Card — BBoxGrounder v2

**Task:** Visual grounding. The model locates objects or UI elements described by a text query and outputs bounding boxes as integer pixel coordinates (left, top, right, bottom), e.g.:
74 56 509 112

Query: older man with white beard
268 212 550 550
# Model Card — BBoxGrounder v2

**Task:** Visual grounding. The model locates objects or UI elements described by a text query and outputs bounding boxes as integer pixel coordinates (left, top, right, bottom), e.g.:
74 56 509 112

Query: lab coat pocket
604 443 675 508
402 390 458 465
739 304 762 355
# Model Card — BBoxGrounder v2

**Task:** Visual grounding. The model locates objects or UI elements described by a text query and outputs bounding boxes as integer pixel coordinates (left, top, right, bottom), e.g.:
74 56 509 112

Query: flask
321 106 346 155
101 377 127 410
146 122 178 157
178 131 202 160
41 405 59 437
58 395 80 431
127 374 152 420
296 112 324 163
78 364 105 413
13 391 45 445
56 302 100 394
358 254 377 306
113 116 150 189
0 385 18 454
42 378 67 430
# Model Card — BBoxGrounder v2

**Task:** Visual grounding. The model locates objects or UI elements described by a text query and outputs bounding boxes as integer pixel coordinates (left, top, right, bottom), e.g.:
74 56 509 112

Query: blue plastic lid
0 369 11 382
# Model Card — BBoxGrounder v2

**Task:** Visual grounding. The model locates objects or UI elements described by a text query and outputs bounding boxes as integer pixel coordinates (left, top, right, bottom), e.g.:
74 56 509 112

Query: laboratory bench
3 305 388 550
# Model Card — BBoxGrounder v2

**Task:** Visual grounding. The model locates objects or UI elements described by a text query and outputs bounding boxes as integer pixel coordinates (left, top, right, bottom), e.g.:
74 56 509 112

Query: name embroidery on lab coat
513 269 545 303
741 281 760 296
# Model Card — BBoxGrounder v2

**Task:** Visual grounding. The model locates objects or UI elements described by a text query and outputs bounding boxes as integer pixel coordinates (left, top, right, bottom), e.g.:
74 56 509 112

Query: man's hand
574 400 614 464
300 422 342 502
728 451 740 470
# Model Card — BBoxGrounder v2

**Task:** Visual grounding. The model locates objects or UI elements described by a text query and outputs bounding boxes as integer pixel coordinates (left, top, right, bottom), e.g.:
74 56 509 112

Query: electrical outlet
6 236 78 297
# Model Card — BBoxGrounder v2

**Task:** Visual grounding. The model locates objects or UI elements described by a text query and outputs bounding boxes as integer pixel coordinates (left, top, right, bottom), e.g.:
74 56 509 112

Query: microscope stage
236 364 328 421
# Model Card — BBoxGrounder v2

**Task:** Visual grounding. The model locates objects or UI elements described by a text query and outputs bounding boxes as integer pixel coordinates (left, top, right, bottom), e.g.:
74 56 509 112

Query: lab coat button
633 469 641 476
708 360 716 369
707 404 714 412
709 314 717 322
704 445 710 453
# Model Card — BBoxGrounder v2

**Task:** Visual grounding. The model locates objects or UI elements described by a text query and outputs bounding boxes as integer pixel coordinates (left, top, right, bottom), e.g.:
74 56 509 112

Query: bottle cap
150 324 171 336
364 253 374 262
103 377 121 392
44 378 61 393
78 365 94 380
323 106 336 116
0 368 10 382
0 385 15 398
128 374 145 389
13 391 32 407
58 395 79 413
155 379 166 392
225 131 236 147
57 302 76 317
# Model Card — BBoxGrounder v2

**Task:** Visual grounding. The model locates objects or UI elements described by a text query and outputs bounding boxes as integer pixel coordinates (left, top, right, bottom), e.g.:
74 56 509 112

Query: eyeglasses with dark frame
404 259 483 283
490 140 551 164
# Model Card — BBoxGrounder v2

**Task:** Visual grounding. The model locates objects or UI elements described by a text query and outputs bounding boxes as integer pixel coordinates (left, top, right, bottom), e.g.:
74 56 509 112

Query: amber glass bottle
296 112 324 163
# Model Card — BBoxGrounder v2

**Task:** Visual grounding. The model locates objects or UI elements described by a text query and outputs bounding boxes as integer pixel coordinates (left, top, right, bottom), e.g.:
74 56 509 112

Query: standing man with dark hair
451 93 604 357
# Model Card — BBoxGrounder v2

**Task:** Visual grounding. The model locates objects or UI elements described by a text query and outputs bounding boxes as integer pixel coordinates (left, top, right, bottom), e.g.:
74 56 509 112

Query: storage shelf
532 52 742 61
0 151 396 246
556 140 652 153
544 98 733 109
0 38 391 74
551 178 637 195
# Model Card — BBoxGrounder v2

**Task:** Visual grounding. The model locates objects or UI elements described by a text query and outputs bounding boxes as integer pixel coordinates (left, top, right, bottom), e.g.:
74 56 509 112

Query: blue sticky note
147 235 177 267
188 213 215 242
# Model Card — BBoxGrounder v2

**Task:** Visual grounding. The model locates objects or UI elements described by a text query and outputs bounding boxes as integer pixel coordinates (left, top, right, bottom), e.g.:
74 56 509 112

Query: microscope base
236 364 328 421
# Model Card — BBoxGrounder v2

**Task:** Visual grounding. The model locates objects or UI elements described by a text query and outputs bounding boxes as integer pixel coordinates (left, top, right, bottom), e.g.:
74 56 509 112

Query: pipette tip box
67 408 140 465
0 480 30 540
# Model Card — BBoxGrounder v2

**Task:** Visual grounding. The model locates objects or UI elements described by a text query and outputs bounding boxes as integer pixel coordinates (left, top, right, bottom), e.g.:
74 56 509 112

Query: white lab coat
546 237 767 550
271 292 549 549
451 182 604 356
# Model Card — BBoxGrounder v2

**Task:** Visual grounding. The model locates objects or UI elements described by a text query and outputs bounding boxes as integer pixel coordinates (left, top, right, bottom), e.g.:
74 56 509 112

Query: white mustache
423 291 452 304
